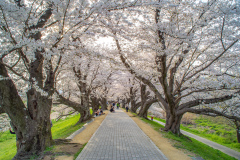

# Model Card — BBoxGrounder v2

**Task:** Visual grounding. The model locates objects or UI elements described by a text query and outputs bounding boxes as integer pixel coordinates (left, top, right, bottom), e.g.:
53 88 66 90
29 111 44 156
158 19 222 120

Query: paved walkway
153 119 240 160
76 110 167 160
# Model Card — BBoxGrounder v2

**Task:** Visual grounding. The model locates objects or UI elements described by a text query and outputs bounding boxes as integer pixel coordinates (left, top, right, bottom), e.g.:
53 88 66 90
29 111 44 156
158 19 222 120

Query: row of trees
0 0 239 158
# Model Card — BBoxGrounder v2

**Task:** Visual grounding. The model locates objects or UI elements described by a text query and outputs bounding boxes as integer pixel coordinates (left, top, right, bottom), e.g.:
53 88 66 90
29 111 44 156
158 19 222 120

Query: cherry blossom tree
55 50 113 122
101 0 240 135
0 0 139 157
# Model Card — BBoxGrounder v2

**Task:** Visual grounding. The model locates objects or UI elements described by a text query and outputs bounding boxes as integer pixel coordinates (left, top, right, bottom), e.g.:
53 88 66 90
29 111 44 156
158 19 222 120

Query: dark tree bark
0 106 5 114
72 67 92 121
164 108 183 135
122 99 126 108
0 59 54 159
137 84 152 118
100 97 108 110
234 121 240 143
129 85 140 113
90 96 101 115
0 4 58 158
82 109 91 121
130 102 141 113
138 99 158 119
56 92 86 123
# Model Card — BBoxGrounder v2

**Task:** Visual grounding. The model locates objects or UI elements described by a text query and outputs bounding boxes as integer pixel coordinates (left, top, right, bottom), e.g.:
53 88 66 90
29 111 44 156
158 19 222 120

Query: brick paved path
76 109 167 160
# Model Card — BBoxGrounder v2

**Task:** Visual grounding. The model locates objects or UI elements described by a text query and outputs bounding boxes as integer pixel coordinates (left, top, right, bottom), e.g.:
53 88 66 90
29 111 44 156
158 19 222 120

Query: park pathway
153 119 240 160
76 110 167 160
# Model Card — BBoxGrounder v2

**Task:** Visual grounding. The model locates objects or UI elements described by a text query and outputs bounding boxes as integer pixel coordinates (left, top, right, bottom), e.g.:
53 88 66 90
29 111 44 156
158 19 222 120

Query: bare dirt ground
43 109 193 160
43 139 82 160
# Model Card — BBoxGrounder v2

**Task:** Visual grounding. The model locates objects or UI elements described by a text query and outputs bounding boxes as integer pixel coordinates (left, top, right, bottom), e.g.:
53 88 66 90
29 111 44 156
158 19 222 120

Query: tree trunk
234 121 240 143
0 106 5 114
129 86 138 113
130 102 141 113
56 92 87 123
138 99 158 119
237 128 240 143
90 96 100 115
100 98 108 110
122 99 126 108
164 109 183 135
0 59 53 159
83 109 91 121
25 89 53 153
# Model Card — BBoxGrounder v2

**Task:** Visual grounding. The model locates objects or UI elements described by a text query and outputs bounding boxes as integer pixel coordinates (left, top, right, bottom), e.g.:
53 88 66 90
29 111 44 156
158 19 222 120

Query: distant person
95 109 100 116
100 108 105 115
126 106 129 112
113 102 115 108
110 106 115 112
98 108 102 116
9 127 19 151
117 103 120 109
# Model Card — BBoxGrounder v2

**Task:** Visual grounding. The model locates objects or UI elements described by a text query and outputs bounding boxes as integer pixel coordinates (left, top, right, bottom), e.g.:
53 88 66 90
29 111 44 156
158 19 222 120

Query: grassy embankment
0 114 84 160
152 116 240 152
141 117 237 160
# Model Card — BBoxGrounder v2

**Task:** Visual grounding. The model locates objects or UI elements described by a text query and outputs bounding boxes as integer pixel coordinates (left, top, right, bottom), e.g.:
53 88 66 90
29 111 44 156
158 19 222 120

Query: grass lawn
152 116 240 152
141 118 237 160
0 114 84 160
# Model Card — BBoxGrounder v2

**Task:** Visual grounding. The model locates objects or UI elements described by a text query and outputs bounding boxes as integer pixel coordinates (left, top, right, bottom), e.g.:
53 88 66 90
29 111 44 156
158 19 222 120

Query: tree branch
185 39 238 80
178 108 240 122
178 90 240 110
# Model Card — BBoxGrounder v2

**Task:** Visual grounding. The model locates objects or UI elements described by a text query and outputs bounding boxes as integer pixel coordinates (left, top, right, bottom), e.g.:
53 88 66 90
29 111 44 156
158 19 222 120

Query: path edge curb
66 119 95 140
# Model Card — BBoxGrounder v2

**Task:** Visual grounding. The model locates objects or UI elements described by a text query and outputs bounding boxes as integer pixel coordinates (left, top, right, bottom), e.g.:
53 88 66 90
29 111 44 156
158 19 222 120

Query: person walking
126 106 129 112
117 102 120 109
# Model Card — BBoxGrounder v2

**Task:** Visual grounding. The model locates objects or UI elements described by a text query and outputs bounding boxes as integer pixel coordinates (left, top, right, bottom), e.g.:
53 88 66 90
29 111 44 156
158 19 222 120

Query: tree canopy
0 0 240 158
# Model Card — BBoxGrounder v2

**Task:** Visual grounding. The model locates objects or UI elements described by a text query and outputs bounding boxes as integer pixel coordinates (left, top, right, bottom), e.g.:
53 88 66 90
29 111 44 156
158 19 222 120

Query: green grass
141 118 237 160
0 132 16 160
152 116 240 152
51 114 83 139
0 114 84 160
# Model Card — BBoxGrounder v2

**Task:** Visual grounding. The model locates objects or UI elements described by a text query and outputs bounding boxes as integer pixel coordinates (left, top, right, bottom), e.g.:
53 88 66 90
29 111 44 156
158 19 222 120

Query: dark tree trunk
25 89 53 153
100 98 108 110
90 96 100 115
56 92 88 123
122 99 126 108
126 98 131 106
0 3 57 159
0 106 5 114
164 108 183 135
237 128 240 143
83 109 91 121
140 84 147 108
0 59 53 159
138 99 158 119
234 121 240 143
129 86 137 113
130 102 141 113
138 84 153 117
